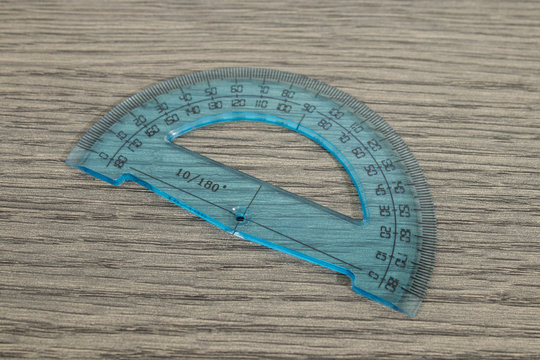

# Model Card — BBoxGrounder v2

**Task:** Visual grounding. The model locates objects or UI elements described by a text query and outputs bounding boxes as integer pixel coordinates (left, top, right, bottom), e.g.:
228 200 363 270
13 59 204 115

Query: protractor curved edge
66 67 437 316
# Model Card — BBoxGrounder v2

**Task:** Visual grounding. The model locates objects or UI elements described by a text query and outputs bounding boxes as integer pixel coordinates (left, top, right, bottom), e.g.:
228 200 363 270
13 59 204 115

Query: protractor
66 68 436 316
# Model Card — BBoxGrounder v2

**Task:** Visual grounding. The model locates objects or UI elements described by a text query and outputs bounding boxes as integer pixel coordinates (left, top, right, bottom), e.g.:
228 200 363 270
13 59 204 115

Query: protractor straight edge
66 67 437 316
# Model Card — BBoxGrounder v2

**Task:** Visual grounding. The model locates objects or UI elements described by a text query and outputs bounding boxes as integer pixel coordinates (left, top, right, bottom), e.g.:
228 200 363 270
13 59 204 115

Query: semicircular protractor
66 68 436 316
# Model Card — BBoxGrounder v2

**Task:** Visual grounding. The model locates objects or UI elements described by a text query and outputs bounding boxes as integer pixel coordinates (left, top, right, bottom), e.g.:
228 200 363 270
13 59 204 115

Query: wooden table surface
1 1 539 358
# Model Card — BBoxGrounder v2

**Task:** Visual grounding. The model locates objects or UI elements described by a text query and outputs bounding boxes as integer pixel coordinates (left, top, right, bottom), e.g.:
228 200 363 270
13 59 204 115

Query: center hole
235 214 246 222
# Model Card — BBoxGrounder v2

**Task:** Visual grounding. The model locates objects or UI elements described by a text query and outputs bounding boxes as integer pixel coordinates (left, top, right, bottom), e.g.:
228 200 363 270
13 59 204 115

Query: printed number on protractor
66 68 436 316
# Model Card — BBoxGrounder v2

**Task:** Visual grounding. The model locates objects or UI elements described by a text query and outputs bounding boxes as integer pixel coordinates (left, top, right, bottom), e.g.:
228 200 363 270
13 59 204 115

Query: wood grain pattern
1 0 539 358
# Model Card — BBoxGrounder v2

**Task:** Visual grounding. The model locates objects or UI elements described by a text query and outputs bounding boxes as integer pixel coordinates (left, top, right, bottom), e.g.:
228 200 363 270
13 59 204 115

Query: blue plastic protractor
66 68 436 316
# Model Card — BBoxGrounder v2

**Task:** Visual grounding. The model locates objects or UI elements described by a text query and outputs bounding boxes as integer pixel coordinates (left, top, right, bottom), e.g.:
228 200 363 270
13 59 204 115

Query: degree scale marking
314 109 399 288
67 68 437 316
106 95 306 168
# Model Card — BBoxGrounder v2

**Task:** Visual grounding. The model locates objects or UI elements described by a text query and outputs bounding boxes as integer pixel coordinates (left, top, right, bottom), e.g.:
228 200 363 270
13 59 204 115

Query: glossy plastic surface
66 68 436 316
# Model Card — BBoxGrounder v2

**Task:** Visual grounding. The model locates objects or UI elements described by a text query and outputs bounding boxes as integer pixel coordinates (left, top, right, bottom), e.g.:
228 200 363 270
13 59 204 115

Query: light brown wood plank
1 0 539 358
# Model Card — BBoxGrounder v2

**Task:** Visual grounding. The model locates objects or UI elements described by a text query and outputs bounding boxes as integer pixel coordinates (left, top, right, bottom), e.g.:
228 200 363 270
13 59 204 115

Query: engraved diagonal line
248 219 363 272
130 167 362 272
233 184 262 233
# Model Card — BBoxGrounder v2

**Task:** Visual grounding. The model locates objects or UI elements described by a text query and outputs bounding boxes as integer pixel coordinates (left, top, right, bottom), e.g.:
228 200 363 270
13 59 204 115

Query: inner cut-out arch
169 112 367 221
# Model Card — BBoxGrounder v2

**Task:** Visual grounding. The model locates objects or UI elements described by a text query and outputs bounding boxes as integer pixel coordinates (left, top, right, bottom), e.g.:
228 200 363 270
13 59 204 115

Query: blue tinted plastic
66 68 436 316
